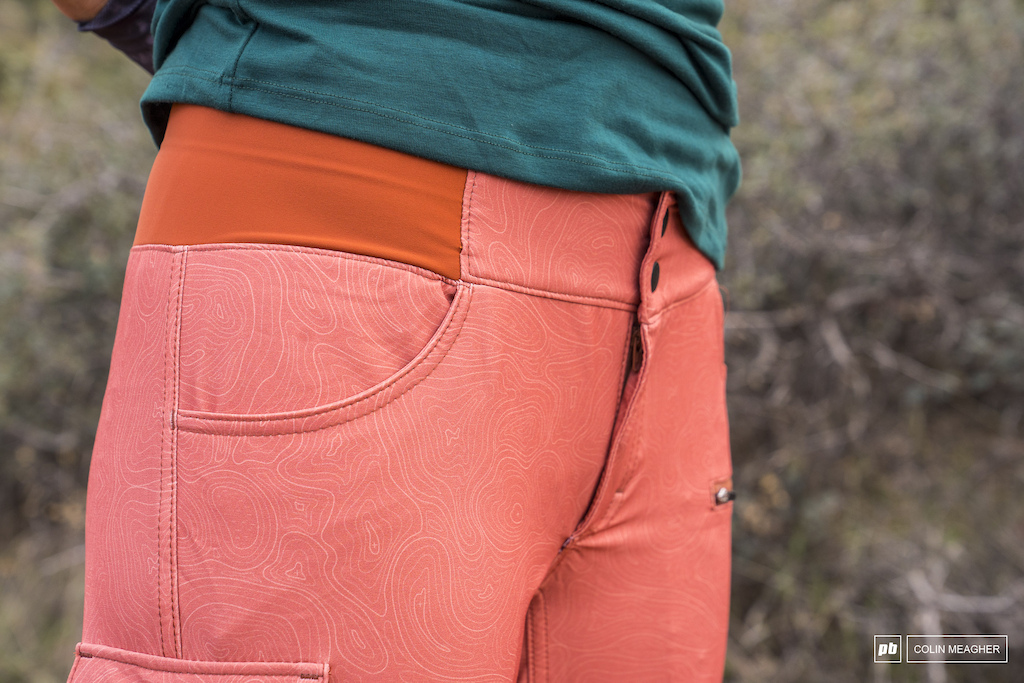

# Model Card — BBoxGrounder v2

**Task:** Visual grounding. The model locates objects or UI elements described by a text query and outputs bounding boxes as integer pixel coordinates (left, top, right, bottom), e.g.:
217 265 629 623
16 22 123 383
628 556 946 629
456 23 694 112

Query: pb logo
874 635 902 663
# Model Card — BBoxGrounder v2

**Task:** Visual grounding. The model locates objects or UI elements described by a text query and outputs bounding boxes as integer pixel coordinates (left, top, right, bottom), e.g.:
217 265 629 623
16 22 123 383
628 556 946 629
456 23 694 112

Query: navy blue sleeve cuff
78 0 156 74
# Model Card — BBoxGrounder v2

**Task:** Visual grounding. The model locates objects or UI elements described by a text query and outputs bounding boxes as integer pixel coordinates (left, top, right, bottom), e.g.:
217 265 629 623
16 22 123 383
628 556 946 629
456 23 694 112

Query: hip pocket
68 643 327 682
152 243 466 428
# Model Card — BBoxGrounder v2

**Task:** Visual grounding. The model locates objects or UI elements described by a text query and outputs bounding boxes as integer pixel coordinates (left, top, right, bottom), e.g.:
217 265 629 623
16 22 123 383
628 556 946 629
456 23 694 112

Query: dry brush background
1 0 1023 681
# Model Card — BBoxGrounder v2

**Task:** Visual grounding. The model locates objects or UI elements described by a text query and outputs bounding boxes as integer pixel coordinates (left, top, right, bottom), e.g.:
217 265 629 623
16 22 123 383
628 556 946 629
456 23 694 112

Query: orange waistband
135 105 467 280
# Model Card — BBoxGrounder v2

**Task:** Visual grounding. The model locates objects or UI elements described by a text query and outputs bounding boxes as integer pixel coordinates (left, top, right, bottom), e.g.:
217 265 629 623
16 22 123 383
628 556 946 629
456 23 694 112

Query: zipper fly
628 319 644 374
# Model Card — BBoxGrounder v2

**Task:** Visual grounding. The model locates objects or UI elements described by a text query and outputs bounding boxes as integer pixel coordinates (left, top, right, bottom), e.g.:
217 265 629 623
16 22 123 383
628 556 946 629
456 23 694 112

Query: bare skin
52 0 107 22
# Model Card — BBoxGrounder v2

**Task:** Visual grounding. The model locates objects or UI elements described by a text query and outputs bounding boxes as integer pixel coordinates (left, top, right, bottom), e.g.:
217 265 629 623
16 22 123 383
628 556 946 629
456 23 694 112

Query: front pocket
68 643 327 682
170 244 463 421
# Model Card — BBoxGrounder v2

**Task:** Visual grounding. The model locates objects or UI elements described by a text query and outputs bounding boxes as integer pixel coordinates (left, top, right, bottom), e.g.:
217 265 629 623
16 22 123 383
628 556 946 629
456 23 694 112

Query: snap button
651 261 660 292
661 210 669 236
715 487 735 505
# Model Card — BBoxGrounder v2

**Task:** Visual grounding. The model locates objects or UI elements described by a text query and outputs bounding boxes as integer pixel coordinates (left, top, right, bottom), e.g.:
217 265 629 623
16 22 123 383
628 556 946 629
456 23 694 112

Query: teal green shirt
142 0 740 267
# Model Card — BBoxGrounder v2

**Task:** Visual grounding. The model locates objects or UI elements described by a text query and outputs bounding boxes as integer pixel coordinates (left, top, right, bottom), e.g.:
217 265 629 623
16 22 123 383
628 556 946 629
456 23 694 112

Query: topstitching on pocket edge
69 642 328 681
174 282 472 437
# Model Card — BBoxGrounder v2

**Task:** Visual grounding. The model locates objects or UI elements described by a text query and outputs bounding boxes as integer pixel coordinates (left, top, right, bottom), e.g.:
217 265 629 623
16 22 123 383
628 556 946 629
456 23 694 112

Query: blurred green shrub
0 1 152 679
721 0 1024 680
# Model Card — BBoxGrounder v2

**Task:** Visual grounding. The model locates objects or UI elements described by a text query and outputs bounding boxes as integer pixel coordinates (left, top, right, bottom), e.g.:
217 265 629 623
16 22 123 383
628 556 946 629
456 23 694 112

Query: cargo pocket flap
69 643 328 682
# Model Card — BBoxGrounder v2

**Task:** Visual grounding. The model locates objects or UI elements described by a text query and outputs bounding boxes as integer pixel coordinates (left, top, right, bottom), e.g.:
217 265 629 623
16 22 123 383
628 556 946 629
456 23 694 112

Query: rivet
715 487 735 505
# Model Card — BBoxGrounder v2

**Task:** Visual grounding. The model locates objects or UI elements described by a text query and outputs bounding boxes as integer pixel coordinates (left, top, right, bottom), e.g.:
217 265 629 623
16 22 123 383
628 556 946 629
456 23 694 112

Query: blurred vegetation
720 0 1024 681
0 1 152 680
0 0 1022 681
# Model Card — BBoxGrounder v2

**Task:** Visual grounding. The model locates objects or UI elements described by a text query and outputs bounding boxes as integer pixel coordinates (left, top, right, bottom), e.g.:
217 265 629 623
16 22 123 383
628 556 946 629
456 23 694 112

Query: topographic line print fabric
71 172 733 682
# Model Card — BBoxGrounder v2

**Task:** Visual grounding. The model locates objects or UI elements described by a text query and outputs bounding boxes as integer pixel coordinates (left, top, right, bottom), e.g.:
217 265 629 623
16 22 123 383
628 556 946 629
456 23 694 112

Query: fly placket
559 192 672 547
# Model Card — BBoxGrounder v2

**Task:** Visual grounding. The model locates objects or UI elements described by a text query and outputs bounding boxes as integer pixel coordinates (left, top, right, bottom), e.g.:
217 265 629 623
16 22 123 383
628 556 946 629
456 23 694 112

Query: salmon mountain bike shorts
67 105 734 683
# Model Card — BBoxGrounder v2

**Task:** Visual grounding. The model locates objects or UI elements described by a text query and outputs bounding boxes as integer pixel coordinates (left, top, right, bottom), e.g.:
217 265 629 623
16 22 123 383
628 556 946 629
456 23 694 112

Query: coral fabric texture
70 172 733 681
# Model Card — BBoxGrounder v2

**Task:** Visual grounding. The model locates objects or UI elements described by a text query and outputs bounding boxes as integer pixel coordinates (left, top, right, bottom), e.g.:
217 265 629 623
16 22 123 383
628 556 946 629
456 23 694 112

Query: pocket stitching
72 642 327 680
176 283 472 435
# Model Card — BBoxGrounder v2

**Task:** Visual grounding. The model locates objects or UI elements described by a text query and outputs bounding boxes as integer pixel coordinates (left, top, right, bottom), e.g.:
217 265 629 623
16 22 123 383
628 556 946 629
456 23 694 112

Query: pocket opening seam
175 283 473 436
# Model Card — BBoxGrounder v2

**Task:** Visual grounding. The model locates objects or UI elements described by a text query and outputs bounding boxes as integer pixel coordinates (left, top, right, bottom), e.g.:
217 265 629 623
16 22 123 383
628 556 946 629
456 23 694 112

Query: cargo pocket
68 643 328 682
